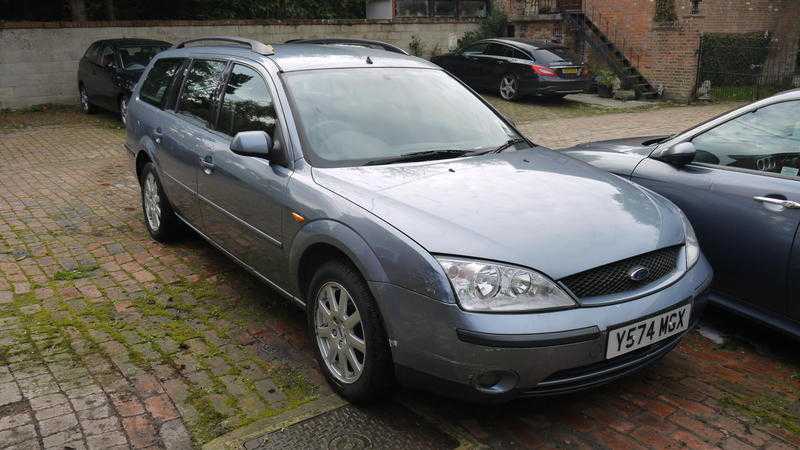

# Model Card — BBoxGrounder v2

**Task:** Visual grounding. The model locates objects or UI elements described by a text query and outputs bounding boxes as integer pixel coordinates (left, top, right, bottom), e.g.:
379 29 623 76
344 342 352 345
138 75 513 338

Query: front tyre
308 260 394 403
140 162 179 243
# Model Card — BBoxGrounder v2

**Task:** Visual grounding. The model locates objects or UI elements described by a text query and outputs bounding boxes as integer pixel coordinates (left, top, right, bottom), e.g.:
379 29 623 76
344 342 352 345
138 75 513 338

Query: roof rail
174 36 274 56
285 38 408 55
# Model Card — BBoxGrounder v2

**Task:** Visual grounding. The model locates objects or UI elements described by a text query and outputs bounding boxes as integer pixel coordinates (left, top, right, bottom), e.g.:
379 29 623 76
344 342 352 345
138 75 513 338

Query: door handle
753 196 800 209
200 156 215 175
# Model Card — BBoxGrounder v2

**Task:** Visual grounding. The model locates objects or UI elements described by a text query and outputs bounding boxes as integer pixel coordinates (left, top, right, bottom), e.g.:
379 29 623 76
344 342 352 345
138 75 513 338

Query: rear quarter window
140 58 184 108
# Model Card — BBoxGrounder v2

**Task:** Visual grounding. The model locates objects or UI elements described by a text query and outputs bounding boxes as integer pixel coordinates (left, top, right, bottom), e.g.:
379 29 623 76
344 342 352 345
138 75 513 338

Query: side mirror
230 131 273 158
656 142 696 166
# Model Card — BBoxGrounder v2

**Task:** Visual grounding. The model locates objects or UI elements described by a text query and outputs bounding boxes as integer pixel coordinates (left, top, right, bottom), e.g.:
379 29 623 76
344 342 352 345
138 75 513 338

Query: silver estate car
125 37 712 402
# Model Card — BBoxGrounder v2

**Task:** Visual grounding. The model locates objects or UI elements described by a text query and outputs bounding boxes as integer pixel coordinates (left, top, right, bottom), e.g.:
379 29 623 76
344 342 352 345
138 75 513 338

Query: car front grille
559 246 681 299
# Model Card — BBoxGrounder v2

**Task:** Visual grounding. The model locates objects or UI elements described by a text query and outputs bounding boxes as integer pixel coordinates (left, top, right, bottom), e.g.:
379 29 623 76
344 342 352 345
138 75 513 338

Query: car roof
155 43 437 72
93 38 171 47
481 38 566 51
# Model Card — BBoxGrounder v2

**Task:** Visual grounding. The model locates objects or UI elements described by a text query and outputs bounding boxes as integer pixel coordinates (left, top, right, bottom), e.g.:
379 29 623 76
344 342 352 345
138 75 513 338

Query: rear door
160 58 228 227
634 100 800 317
197 62 291 285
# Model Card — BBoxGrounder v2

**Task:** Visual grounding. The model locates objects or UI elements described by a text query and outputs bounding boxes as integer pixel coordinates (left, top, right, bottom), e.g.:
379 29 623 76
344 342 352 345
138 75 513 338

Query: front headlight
678 210 700 268
436 257 577 312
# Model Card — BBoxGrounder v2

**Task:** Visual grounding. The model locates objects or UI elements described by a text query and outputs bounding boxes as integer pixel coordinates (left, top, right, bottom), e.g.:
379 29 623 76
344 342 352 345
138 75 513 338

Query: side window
218 65 277 137
99 45 115 68
140 58 184 108
484 44 506 57
177 59 227 126
463 43 487 55
692 101 800 175
510 48 529 60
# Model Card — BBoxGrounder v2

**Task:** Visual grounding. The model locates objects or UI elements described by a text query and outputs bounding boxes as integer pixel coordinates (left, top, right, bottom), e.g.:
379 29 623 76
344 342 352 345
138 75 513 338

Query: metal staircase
564 12 659 99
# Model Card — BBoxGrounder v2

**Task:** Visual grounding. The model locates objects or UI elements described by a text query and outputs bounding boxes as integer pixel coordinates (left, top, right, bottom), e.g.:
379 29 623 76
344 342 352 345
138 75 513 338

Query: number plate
606 304 691 359
561 68 579 74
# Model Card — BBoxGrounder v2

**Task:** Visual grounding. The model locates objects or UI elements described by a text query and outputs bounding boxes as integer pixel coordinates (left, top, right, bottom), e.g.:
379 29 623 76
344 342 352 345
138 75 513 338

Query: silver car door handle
753 196 800 209
200 158 215 175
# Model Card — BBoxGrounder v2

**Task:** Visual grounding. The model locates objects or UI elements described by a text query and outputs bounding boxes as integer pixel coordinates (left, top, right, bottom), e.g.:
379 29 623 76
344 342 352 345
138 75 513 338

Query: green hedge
698 32 772 86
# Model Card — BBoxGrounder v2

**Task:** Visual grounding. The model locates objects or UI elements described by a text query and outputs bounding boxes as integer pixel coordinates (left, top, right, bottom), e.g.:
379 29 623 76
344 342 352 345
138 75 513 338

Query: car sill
174 212 305 309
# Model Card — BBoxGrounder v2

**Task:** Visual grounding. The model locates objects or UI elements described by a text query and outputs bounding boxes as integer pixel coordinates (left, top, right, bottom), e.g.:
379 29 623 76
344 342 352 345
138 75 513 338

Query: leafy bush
699 33 772 87
457 9 508 50
409 35 425 57
595 69 618 88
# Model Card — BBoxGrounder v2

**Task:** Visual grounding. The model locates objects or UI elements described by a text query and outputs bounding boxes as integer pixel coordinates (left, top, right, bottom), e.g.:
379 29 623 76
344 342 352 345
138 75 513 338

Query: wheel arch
290 220 389 302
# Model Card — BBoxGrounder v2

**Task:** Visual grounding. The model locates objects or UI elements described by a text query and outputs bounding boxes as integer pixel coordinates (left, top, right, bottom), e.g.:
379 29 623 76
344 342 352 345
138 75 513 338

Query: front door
94 44 118 110
635 100 800 317
197 63 290 285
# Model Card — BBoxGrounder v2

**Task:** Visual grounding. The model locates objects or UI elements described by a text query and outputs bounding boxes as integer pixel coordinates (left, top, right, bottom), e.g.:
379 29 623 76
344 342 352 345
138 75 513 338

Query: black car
432 38 589 101
78 39 170 124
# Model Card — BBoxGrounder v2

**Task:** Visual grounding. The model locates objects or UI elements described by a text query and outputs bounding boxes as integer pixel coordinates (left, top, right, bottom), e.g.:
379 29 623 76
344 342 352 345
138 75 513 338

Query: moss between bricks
720 393 800 436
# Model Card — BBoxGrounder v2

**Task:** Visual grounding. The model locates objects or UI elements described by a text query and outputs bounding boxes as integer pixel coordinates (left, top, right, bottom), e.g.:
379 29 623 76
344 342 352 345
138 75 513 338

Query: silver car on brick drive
125 37 712 402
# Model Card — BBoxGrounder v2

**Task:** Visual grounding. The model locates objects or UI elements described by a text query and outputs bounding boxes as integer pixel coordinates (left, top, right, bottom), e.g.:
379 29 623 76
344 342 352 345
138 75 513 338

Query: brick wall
0 18 478 109
495 0 799 101
581 0 799 100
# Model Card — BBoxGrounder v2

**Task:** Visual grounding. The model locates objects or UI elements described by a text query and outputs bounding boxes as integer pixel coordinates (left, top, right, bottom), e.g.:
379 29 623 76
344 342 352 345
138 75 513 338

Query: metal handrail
174 36 274 55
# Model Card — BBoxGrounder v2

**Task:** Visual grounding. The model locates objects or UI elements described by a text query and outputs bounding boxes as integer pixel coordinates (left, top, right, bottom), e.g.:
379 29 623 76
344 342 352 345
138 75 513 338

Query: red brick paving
1 105 799 449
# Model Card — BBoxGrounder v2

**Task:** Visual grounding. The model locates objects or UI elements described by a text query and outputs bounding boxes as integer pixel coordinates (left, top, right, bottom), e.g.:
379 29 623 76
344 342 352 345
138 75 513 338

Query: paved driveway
0 104 798 449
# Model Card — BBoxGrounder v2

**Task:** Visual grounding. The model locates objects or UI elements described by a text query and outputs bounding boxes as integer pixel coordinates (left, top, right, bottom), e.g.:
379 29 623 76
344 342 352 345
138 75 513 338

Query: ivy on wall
699 32 773 86
653 0 677 23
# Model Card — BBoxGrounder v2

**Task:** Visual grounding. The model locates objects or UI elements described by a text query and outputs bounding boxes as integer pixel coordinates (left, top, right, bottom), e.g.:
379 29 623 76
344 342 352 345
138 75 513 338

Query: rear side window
140 58 184 108
177 59 227 126
532 47 578 64
218 64 277 137
484 44 507 57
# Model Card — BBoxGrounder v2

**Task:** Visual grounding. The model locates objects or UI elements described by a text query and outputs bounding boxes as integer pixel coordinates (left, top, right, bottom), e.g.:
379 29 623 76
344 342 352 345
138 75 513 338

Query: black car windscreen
532 47 578 65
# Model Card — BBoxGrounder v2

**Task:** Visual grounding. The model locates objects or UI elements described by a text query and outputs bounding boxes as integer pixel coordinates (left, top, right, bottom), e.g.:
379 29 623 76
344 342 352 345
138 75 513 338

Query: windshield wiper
474 138 529 155
365 149 470 166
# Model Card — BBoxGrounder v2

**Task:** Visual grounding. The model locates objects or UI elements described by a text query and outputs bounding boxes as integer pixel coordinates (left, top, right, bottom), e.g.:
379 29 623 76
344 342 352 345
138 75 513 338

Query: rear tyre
307 260 394 403
139 162 179 243
79 85 96 114
499 73 521 101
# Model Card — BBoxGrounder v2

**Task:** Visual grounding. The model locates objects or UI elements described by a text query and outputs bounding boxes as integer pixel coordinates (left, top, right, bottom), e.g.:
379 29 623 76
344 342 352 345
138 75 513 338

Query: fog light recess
473 370 518 394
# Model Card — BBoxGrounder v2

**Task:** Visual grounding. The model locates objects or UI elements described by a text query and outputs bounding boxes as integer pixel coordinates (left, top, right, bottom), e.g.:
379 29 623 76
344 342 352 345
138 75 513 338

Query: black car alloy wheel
499 74 520 101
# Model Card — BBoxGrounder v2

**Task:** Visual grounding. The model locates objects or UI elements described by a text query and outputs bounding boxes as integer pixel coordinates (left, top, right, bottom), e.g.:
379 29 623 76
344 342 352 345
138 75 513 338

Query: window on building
396 0 488 18
460 1 488 17
431 1 456 16
397 0 429 17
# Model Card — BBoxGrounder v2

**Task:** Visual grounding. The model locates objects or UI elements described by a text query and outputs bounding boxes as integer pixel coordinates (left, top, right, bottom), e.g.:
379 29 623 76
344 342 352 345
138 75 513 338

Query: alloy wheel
500 75 518 100
120 97 128 126
143 173 161 232
314 281 366 384
80 87 90 113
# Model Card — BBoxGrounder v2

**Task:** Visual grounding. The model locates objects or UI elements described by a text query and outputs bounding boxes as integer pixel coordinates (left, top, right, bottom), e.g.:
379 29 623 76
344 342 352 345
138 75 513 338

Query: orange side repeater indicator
291 212 305 223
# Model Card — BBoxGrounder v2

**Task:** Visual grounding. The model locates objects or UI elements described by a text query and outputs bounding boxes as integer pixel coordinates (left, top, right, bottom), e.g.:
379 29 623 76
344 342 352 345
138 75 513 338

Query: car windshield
532 47 577 64
283 68 520 167
118 45 169 71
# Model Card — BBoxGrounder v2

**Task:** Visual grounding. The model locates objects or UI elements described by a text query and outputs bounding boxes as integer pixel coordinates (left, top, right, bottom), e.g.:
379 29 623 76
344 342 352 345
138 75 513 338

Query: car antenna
366 56 374 64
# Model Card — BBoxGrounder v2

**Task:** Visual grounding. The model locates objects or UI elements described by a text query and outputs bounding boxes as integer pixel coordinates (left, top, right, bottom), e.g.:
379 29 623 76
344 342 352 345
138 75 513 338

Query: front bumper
371 254 712 402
